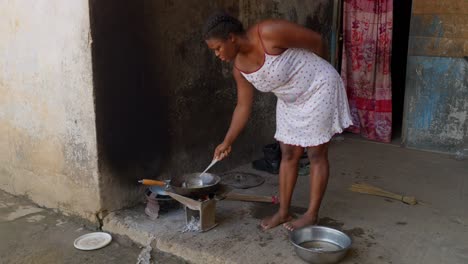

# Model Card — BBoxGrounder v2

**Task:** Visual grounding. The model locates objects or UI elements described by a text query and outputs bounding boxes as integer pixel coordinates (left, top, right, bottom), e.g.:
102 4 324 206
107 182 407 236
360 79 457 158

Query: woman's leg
284 142 329 231
261 142 304 230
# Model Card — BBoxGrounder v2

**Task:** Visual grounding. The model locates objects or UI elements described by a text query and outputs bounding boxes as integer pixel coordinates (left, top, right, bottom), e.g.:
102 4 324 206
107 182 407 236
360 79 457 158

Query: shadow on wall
141 0 248 176
89 0 171 184
304 2 333 60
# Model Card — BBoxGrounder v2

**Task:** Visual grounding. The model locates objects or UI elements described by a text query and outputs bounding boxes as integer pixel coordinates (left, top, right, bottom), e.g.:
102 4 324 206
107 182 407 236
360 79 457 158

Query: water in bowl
299 240 342 252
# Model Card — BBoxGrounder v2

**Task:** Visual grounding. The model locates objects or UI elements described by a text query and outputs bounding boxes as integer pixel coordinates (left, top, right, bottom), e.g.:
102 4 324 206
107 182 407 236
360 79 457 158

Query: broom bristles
350 183 400 198
349 183 417 205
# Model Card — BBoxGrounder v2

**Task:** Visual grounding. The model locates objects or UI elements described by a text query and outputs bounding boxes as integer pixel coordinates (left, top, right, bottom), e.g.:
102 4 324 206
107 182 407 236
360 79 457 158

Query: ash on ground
181 216 200 233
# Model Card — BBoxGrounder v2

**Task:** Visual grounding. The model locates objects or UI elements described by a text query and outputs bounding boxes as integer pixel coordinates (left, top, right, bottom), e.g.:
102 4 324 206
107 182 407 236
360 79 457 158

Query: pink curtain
341 0 393 142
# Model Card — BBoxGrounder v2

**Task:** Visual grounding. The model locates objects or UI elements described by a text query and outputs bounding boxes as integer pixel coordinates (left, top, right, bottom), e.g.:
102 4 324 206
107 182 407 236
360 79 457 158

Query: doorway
336 0 413 143
391 0 412 142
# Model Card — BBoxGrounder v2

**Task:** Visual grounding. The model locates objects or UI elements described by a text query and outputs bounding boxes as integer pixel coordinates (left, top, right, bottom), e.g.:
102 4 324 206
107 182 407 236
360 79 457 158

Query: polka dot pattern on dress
240 48 353 147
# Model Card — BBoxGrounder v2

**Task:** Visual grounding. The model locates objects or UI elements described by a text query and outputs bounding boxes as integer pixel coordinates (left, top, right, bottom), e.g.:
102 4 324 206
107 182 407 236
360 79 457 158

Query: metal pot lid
220 171 265 189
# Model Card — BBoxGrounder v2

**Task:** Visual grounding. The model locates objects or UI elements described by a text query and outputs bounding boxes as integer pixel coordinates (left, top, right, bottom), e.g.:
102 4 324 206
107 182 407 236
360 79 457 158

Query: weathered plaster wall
89 0 333 210
403 0 468 154
0 1 100 220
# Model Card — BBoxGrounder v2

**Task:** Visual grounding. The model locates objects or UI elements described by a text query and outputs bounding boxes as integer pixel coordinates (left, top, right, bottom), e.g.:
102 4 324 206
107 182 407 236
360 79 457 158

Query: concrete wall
89 0 333 210
403 0 468 154
0 1 100 221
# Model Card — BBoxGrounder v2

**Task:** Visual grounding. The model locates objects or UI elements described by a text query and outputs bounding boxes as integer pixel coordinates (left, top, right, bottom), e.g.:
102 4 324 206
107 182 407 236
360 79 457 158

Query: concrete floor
103 138 468 264
0 190 186 264
1 138 467 264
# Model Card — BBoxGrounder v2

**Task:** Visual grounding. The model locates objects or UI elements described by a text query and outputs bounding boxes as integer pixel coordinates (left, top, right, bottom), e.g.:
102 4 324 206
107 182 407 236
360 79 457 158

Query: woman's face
205 35 237 62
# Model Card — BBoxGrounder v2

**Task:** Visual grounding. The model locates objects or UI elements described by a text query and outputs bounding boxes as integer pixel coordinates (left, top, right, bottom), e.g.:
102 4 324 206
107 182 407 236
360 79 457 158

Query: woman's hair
202 11 244 40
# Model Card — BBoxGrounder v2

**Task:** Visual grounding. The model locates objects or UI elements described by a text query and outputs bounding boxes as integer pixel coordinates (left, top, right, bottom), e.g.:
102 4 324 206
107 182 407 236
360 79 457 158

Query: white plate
74 232 112 251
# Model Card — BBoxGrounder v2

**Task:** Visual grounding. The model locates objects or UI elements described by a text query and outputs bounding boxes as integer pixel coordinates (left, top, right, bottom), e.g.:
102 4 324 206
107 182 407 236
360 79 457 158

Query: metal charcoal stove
142 172 277 232
164 191 218 232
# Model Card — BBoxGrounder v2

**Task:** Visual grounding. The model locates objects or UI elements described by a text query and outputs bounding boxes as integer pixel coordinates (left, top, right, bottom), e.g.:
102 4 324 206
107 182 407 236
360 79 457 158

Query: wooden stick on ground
349 183 417 205
224 192 279 204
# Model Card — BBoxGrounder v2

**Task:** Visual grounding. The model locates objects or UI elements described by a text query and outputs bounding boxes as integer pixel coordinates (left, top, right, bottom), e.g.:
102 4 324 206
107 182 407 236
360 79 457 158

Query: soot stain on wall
89 0 171 185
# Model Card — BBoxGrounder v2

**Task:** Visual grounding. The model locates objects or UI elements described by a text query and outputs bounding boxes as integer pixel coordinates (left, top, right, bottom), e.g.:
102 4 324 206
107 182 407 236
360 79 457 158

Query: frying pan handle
138 179 166 187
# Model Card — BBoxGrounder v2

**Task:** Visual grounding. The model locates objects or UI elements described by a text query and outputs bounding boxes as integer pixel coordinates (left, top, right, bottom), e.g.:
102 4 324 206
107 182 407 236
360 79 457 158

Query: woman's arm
214 67 254 160
260 19 326 59
224 68 254 144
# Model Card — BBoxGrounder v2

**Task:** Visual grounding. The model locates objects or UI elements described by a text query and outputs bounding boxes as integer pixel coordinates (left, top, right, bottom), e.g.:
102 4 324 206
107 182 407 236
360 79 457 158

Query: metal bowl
290 226 351 264
181 173 219 188
169 173 221 198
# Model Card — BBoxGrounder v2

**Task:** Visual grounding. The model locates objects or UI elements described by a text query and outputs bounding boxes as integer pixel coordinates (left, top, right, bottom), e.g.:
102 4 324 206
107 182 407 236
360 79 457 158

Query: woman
203 11 352 231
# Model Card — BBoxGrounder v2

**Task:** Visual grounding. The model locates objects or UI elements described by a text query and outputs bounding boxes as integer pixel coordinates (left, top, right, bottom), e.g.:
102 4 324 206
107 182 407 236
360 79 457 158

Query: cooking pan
139 172 221 198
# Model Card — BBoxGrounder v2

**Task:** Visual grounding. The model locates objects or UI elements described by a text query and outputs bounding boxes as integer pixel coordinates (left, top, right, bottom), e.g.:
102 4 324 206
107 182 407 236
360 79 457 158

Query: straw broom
349 183 417 205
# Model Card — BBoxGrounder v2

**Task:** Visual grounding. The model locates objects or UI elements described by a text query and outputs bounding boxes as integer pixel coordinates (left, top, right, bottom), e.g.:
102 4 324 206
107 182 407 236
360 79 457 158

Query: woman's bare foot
260 212 292 230
283 213 318 231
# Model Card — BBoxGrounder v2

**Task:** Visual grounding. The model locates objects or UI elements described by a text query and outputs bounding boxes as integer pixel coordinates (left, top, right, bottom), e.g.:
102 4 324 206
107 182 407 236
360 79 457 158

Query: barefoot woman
203 12 352 230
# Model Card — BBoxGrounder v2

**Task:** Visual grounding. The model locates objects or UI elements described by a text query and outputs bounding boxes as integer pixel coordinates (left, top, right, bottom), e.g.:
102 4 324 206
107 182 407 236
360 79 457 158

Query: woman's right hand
214 142 232 161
